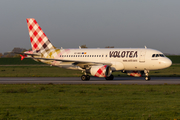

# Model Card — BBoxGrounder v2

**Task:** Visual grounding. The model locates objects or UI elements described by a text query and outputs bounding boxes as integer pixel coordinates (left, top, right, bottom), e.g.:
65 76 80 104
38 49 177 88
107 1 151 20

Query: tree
105 46 114 48
11 47 27 58
80 45 88 48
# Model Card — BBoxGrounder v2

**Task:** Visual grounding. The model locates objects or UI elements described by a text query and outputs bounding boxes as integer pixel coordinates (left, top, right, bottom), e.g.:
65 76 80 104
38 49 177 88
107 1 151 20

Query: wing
25 57 112 67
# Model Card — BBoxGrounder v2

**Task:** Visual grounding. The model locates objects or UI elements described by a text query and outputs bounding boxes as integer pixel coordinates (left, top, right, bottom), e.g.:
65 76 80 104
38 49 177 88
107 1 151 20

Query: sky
0 0 180 54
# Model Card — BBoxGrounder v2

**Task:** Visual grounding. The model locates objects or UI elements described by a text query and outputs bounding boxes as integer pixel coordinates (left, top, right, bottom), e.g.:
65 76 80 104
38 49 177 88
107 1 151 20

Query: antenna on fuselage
79 46 81 49
145 46 147 49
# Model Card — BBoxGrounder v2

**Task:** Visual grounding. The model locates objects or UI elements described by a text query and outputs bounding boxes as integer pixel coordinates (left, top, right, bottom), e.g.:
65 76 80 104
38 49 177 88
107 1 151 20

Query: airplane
20 18 172 81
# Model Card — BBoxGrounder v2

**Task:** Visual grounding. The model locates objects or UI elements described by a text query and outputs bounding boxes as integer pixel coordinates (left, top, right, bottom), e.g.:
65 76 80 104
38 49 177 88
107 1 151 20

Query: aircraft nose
164 58 172 68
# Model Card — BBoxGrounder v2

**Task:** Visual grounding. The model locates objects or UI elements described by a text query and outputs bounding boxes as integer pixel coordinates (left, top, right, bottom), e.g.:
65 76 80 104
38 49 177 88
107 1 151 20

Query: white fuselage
46 48 172 71
25 18 172 80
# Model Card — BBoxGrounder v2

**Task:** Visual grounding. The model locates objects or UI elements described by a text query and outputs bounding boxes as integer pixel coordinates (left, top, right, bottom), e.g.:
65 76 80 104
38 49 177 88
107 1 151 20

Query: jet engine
90 65 112 77
126 71 144 77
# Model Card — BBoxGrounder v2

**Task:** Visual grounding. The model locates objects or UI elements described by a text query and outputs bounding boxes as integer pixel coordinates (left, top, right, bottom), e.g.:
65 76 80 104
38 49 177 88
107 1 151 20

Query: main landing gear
81 74 114 81
144 70 151 81
81 75 90 81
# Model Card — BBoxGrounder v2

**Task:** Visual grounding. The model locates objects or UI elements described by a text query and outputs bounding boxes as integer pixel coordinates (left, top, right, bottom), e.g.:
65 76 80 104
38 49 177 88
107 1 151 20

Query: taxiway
0 77 179 84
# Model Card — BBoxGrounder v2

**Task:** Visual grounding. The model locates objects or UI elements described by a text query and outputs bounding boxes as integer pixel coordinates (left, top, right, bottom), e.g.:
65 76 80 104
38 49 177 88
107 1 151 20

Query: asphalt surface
0 77 180 84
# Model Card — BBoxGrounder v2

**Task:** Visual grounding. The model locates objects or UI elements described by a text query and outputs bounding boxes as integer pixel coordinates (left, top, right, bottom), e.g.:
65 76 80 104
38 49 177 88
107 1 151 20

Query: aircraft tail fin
26 18 55 51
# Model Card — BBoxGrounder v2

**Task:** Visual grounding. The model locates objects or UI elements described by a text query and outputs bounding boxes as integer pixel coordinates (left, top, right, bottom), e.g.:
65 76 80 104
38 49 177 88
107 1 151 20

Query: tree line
0 45 114 58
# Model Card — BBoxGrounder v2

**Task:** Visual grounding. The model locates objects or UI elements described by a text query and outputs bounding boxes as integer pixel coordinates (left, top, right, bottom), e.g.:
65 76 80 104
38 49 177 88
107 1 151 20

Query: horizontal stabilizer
14 52 40 56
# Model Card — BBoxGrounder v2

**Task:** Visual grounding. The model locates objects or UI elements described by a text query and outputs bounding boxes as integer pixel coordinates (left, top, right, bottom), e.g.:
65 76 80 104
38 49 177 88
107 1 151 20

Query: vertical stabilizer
26 18 55 51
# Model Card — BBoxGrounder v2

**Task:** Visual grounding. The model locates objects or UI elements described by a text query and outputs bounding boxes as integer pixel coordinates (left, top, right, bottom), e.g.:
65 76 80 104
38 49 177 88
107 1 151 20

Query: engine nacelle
90 65 112 77
126 71 144 77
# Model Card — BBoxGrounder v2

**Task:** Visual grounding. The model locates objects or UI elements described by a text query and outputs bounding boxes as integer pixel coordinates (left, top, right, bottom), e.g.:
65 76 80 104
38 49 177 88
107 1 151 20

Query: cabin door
139 50 146 63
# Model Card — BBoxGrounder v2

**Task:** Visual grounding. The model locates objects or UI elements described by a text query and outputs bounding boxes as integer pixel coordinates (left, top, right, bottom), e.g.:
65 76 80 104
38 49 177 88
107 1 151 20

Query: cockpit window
152 54 155 57
156 54 159 57
152 54 165 57
159 54 165 57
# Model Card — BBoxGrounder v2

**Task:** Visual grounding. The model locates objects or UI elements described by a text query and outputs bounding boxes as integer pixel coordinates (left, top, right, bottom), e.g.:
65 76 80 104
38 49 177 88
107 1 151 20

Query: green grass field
0 66 82 77
0 57 179 119
0 84 180 120
0 65 180 77
0 58 44 65
166 55 180 64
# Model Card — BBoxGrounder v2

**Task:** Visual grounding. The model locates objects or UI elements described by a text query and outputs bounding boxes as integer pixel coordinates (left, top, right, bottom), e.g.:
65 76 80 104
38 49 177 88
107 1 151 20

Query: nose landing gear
144 70 151 81
145 76 151 81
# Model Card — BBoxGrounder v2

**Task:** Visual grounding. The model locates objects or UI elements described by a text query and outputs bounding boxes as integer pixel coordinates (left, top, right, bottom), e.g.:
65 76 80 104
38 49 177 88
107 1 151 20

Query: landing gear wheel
86 75 90 81
145 76 151 81
105 75 114 80
81 75 90 81
81 75 87 81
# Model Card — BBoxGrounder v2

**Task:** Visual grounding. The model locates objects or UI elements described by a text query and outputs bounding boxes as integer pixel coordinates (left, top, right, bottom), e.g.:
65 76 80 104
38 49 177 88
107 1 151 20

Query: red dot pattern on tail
26 18 54 51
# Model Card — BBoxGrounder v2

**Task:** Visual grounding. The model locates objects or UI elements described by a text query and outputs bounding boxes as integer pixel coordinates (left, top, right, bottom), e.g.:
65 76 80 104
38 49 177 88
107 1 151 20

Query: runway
0 77 180 84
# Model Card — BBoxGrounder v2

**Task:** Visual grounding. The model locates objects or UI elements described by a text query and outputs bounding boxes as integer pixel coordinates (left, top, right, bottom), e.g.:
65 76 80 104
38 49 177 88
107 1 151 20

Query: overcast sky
0 0 180 54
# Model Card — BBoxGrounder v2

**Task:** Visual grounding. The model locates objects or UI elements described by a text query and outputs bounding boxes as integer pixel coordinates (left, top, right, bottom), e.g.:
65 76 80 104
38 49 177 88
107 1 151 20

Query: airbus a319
19 18 172 81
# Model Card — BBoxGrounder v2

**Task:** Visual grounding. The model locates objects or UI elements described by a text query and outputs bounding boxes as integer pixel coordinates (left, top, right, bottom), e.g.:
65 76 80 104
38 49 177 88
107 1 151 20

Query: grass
167 55 180 64
0 58 44 65
149 64 180 77
0 58 179 119
0 66 82 77
1 65 180 77
0 84 180 119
